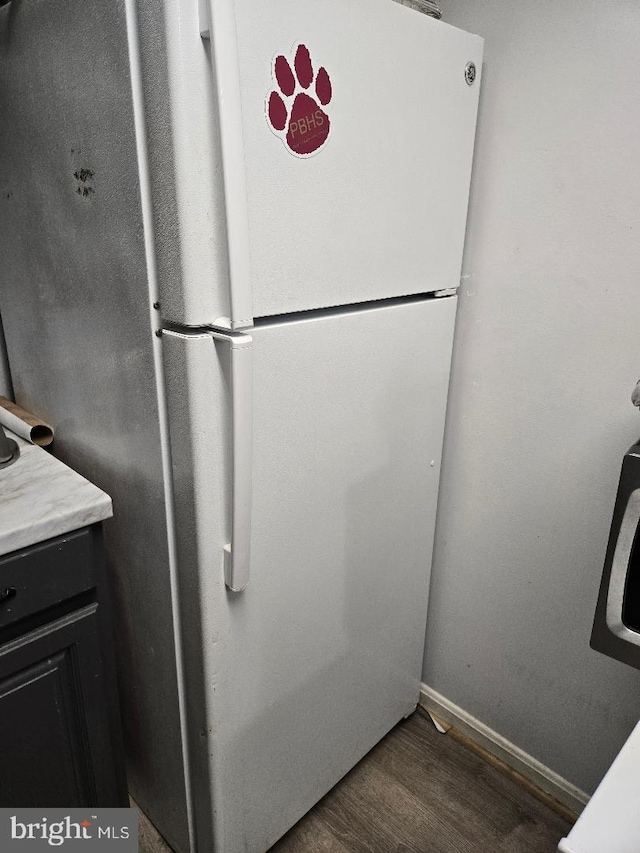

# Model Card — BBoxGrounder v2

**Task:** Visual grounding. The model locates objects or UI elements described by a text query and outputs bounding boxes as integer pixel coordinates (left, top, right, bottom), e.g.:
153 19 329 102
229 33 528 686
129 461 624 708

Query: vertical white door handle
211 330 253 592
200 0 253 330
606 488 640 644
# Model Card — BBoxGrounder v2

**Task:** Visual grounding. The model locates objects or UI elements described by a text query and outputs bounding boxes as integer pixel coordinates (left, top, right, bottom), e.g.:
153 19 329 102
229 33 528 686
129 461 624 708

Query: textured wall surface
423 0 640 794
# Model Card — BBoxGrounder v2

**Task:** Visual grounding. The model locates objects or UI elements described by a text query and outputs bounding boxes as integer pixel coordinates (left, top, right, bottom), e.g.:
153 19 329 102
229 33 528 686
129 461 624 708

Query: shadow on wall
0 314 13 399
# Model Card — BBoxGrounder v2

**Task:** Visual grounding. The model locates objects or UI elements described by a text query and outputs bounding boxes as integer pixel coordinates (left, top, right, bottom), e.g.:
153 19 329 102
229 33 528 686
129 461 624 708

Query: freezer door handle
200 0 253 331
211 330 253 592
606 487 640 644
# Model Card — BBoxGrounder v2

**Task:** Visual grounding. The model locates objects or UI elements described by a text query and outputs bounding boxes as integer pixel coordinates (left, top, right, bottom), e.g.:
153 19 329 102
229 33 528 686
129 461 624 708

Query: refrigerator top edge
387 0 484 41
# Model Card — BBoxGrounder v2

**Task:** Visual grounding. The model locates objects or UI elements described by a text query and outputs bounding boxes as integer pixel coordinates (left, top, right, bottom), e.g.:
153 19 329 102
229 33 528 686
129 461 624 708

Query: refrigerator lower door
163 295 456 853
557 721 640 853
591 445 640 669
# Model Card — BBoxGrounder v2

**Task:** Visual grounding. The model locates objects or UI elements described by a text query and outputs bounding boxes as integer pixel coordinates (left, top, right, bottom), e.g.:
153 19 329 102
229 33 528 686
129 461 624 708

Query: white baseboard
420 683 589 817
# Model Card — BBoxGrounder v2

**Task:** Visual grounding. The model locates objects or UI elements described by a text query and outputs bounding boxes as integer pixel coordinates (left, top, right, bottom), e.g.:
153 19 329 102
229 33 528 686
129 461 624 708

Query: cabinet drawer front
0 528 96 629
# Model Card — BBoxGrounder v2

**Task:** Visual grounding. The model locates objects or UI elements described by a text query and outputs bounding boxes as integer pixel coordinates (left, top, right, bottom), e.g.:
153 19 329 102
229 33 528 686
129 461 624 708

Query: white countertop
0 432 112 557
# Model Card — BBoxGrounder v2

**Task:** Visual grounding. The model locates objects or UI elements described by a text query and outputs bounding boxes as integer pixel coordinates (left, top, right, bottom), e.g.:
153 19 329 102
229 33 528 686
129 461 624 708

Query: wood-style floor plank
372 712 554 844
135 800 171 853
314 759 479 853
272 811 352 853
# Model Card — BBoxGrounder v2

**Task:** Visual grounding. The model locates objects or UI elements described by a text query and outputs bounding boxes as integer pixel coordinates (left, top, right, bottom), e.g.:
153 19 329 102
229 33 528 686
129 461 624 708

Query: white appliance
558 722 640 853
0 1 482 851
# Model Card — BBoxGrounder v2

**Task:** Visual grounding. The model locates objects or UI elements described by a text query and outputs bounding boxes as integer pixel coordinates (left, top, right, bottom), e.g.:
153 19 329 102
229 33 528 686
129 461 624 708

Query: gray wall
423 0 640 795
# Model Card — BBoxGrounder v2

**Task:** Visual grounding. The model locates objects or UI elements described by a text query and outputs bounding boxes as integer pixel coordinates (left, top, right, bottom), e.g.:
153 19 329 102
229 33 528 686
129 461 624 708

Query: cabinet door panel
0 605 119 807
0 648 93 806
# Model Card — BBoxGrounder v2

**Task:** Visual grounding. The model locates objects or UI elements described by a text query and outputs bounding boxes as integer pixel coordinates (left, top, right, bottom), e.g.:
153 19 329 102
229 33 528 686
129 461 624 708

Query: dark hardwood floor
138 710 573 853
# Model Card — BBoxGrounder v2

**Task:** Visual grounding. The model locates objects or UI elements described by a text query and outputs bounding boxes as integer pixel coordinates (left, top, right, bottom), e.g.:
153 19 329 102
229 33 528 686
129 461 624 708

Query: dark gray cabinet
0 526 127 807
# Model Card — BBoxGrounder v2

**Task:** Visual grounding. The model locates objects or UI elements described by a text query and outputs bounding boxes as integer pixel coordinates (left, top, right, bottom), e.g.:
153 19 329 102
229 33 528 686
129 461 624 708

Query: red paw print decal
267 45 332 157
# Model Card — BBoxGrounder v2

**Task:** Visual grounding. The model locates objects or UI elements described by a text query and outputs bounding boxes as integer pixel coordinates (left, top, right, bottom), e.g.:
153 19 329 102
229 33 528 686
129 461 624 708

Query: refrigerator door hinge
211 316 253 332
434 288 458 298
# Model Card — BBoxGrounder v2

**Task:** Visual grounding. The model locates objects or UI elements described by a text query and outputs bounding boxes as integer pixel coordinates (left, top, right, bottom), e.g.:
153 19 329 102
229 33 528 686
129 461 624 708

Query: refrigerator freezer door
234 0 482 319
163 295 457 852
168 0 482 326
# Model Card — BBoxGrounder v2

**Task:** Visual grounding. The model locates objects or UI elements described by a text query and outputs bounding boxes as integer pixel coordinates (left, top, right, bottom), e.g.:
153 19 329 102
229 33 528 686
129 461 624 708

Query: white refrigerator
0 0 482 851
